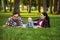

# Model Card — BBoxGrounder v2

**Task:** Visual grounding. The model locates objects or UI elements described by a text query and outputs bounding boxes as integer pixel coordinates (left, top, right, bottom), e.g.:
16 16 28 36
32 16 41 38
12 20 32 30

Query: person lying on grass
26 17 34 28
4 13 23 27
34 12 50 28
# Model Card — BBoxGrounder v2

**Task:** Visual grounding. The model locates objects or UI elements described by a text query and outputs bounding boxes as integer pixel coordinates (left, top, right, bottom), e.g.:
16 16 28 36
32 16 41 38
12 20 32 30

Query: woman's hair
42 12 50 27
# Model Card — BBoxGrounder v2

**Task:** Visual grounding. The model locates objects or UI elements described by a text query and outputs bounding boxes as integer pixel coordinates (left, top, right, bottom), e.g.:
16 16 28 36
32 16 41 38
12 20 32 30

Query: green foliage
21 0 36 6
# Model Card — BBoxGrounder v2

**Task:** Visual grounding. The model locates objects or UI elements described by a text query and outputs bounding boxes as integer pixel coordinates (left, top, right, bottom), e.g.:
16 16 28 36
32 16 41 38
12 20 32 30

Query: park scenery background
0 0 60 40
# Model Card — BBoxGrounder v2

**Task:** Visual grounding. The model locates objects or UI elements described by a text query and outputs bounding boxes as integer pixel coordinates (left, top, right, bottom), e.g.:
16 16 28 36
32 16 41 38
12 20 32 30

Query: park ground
0 11 60 40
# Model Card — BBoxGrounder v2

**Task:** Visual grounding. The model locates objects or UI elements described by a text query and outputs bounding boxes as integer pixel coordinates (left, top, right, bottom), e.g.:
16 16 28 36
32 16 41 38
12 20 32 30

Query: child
26 17 34 27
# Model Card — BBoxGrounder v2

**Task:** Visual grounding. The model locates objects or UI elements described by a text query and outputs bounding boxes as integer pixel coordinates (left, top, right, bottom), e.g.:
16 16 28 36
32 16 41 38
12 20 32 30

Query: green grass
0 12 60 40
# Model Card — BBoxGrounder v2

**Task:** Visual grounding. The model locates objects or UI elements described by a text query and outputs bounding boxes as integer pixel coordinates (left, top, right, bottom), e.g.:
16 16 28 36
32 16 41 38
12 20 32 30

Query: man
5 13 23 27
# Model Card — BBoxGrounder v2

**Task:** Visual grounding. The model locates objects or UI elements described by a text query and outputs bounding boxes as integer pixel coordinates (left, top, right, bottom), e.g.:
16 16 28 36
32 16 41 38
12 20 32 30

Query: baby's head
28 17 32 22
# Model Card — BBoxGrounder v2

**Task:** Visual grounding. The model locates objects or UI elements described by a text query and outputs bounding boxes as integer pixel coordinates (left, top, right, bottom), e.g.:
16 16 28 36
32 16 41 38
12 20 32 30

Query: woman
34 12 50 28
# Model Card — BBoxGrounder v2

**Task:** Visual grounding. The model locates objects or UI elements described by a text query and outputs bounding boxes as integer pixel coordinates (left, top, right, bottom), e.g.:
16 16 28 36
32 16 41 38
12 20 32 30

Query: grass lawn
0 12 60 40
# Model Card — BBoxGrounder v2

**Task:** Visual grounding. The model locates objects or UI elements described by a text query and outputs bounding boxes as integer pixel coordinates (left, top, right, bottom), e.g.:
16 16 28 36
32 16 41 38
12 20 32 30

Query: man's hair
12 12 20 16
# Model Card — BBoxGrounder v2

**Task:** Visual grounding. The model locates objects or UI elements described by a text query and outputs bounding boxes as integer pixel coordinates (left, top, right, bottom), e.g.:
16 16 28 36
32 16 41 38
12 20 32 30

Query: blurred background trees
13 0 20 14
0 0 60 14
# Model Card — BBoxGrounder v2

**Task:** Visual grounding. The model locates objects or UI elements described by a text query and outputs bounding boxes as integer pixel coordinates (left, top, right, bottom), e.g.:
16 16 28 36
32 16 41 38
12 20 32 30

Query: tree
4 0 7 12
57 0 60 14
46 0 49 8
1 0 4 11
0 0 2 11
28 0 31 13
22 0 28 5
54 0 58 13
10 0 13 11
38 0 41 13
43 0 47 12
13 0 20 14
50 0 53 13
31 0 36 6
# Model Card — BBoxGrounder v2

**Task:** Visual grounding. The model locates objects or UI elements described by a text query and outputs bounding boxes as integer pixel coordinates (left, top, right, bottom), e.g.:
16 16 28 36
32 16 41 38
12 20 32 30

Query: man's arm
5 18 12 26
18 17 23 27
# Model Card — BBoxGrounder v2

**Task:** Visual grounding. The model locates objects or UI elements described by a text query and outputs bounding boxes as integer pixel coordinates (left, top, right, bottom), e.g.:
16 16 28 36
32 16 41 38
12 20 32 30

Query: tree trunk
0 0 2 10
28 0 31 13
38 0 40 13
57 0 60 14
1 0 4 11
50 0 53 13
54 0 58 13
10 0 12 11
14 0 20 14
43 0 47 13
4 0 7 12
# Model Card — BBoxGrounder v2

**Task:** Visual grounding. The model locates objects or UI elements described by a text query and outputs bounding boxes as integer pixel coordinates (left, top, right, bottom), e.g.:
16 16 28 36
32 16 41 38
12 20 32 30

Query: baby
26 17 34 27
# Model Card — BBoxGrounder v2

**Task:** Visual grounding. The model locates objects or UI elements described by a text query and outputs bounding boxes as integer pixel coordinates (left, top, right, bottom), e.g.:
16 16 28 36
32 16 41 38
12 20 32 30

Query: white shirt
39 21 43 26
